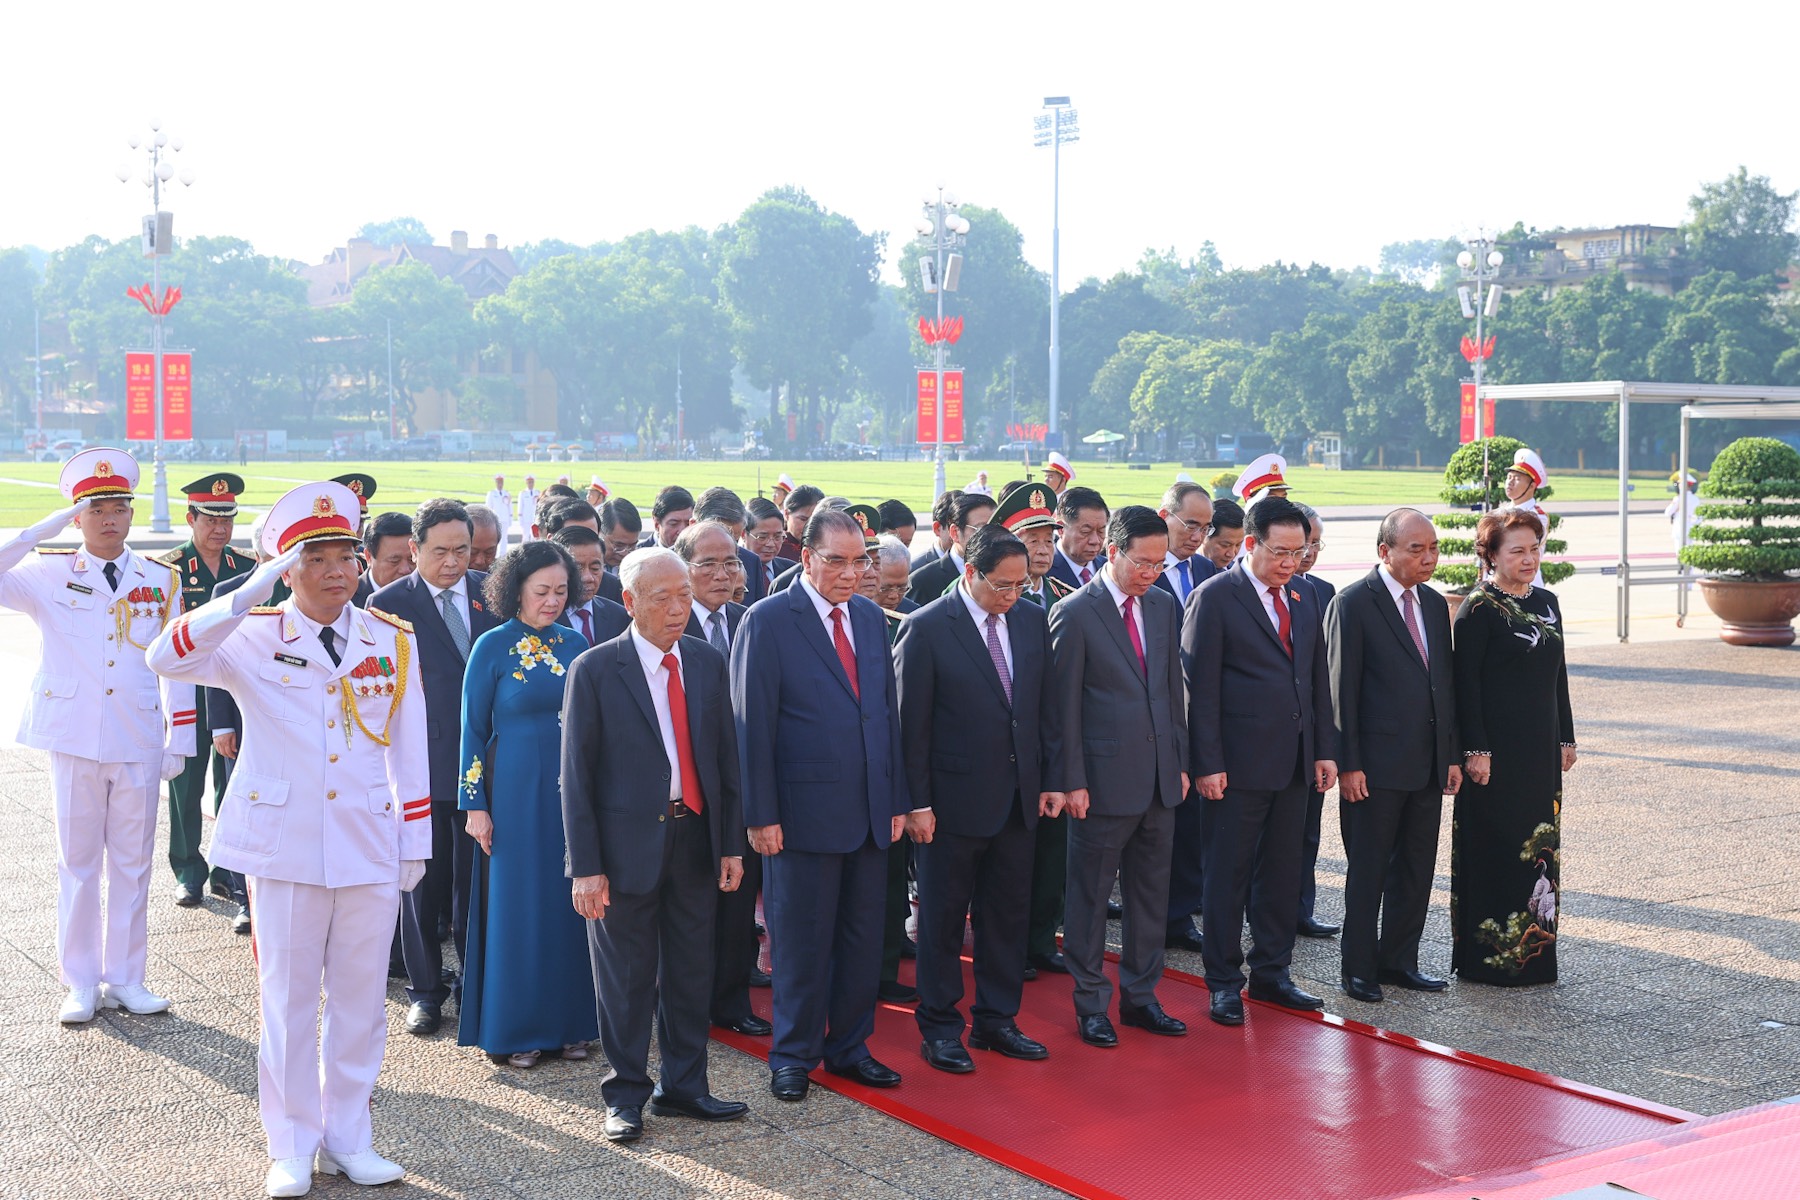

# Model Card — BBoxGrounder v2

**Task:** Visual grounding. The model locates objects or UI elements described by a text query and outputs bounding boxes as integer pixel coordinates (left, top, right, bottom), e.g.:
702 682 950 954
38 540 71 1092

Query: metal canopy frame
1476 381 1800 641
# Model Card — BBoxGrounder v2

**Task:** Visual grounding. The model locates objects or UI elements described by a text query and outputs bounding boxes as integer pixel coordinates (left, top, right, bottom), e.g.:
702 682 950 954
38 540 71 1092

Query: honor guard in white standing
1502 448 1550 587
518 474 541 542
1233 452 1291 504
147 480 430 1199
0 448 195 1024
484 474 514 541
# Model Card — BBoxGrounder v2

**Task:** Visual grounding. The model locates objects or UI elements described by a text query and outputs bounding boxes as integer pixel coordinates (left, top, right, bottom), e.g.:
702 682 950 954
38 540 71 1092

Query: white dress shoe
58 987 100 1024
100 982 171 1014
265 1156 312 1197
316 1147 404 1185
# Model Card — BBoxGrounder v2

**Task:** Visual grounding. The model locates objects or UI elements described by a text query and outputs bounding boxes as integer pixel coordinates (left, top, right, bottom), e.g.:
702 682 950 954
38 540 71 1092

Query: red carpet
712 957 1690 1200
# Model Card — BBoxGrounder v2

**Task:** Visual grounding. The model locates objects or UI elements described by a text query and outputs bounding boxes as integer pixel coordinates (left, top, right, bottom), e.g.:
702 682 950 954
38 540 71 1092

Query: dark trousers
1339 785 1443 980
879 840 912 985
1063 803 1175 1016
1200 761 1306 993
210 753 247 905
1298 786 1326 921
1025 811 1067 959
1165 795 1205 937
167 708 231 890
915 806 1034 1042
401 803 470 1005
763 837 886 1073
588 811 716 1109
710 849 762 1024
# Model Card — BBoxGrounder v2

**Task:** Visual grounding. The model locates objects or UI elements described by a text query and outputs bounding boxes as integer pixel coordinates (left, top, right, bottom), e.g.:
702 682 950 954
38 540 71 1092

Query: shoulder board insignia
153 548 185 567
368 607 414 633
248 606 283 615
36 547 75 555
881 606 910 622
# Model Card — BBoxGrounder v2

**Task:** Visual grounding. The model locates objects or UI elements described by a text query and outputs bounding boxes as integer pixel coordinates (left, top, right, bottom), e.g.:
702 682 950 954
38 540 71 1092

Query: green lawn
0 457 1676 527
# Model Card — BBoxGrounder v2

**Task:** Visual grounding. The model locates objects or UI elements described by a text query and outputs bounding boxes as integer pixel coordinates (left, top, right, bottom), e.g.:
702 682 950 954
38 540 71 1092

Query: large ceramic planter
1696 578 1800 647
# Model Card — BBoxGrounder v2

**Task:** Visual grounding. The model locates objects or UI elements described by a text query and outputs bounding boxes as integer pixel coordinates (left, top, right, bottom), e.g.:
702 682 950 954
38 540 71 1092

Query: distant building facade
1497 225 1691 297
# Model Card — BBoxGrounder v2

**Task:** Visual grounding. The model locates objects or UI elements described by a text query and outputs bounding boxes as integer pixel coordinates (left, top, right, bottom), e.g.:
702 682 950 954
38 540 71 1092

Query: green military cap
992 480 1059 535
846 503 883 549
331 473 378 514
181 472 246 517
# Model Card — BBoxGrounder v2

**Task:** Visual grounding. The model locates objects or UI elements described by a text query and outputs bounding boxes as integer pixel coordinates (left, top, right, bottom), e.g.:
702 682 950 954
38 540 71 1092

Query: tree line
1 168 1794 465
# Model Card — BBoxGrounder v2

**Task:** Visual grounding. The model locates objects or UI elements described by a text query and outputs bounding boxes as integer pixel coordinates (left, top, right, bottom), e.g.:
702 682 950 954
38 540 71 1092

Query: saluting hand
572 874 610 920
31 497 90 539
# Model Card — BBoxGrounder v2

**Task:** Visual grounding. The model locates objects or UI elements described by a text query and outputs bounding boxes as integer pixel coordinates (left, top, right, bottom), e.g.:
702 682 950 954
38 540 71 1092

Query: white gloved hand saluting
398 860 427 893
230 545 304 616
26 498 90 542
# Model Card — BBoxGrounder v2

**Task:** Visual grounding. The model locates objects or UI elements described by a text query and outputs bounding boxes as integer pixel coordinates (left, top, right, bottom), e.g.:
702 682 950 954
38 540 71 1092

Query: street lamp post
1456 236 1504 504
116 119 194 534
915 187 969 499
1035 97 1078 453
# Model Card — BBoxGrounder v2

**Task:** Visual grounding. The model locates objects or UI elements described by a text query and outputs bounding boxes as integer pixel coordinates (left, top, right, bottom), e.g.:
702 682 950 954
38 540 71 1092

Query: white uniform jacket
484 489 514 534
146 596 430 887
0 537 196 766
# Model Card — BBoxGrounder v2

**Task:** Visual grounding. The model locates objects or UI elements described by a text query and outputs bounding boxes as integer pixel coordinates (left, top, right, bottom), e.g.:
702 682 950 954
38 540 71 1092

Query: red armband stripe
402 797 431 810
403 808 431 821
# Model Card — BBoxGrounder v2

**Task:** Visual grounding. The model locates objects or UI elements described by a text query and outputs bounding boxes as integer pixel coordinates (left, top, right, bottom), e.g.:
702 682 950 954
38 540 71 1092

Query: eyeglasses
745 531 784 545
1302 540 1326 557
1167 513 1203 534
977 572 1029 595
874 582 907 598
816 553 873 574
689 558 744 575
1115 551 1164 574
1259 547 1309 564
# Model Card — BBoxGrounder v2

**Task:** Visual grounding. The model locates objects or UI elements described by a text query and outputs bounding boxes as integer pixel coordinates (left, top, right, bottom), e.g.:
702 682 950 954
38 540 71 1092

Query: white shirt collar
430 575 466 602
692 598 727 626
957 580 1003 630
797 574 846 623
1378 563 1413 605
630 625 681 675
1244 557 1282 595
1100 564 1131 610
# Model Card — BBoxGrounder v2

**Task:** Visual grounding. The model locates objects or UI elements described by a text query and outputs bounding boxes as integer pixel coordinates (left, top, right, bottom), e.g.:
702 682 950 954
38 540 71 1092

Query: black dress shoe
1342 976 1384 1003
388 958 406 980
1027 951 1071 975
603 1105 643 1142
1119 1001 1188 1036
1297 917 1341 938
714 1014 772 1036
877 980 920 1005
1106 899 1124 920
826 1056 901 1088
920 1039 975 1073
648 1093 749 1121
208 878 235 901
173 883 202 908
1164 926 1206 953
747 968 772 989
405 1001 442 1036
1248 979 1325 1011
899 938 917 960
1022 964 1038 981
1209 990 1246 1026
770 1066 810 1101
1378 967 1449 991
969 1024 1049 1060
1076 1013 1118 1047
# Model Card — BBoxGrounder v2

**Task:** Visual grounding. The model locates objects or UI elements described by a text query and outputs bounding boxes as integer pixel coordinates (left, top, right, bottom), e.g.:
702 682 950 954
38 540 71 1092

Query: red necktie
576 606 592 642
831 607 860 699
1121 595 1146 675
661 652 703 815
1079 564 1093 586
1268 586 1293 657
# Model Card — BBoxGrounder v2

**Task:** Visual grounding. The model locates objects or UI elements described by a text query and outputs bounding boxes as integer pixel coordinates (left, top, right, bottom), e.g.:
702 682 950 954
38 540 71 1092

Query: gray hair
804 506 863 550
876 534 910 573
619 545 686 597
821 495 852 511
1377 507 1427 548
466 503 502 536
674 519 737 562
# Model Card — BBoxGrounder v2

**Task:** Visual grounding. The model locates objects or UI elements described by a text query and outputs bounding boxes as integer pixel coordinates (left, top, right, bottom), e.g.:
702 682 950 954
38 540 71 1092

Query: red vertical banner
162 353 192 440
942 370 964 444
1458 381 1476 444
916 370 939 443
125 352 155 440
1483 397 1496 440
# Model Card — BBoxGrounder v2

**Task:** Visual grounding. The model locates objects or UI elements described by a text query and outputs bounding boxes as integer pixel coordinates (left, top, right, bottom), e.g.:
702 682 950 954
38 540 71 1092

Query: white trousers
49 752 158 989
249 877 398 1161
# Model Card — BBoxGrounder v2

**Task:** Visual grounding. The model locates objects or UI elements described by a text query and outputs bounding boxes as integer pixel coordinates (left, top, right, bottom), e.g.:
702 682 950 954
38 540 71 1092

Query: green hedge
1677 437 1800 581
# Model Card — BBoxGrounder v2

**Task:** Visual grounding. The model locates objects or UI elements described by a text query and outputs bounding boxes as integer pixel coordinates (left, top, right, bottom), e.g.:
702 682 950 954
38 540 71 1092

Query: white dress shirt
692 599 730 649
957 581 1011 676
1378 564 1429 661
797 575 854 652
1243 559 1287 635
430 576 469 632
1099 567 1146 647
630 627 684 804
1162 551 1202 603
1057 547 1095 585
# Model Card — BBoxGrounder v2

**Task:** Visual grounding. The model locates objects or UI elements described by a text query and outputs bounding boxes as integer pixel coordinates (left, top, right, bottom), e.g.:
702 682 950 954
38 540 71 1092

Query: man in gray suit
1326 509 1460 1004
562 548 748 1143
1185 495 1338 1027
1049 505 1190 1048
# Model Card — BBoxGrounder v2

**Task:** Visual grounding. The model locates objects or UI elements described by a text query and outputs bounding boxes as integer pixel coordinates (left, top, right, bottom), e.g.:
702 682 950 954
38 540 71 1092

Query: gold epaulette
881 606 910 622
152 548 185 567
36 547 75 555
368 607 414 633
248 606 283 615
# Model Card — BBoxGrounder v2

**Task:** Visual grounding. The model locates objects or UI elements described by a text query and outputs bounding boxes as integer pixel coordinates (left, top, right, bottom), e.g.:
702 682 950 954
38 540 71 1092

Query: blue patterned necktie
440 590 470 661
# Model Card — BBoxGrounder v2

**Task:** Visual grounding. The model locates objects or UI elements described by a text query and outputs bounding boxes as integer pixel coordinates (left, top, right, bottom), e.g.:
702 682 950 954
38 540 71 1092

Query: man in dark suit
562 547 749 1142
553 526 631 640
368 498 501 1035
1047 486 1108 595
600 498 643 569
910 489 959 570
742 496 795 601
897 525 1061 1072
907 491 995 604
1185 495 1338 1026
877 499 916 554
1153 481 1216 605
1326 508 1460 1004
732 508 911 1101
1049 505 1190 1047
1289 503 1340 939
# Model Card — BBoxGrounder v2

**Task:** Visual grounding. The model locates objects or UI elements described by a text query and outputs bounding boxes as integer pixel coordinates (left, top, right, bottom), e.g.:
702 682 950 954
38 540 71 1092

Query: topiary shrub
1678 437 1800 580
1431 436 1573 590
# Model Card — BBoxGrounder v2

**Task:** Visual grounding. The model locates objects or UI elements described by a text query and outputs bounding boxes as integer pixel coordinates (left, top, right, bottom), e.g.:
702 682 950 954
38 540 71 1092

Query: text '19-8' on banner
916 369 964 444
123 352 194 441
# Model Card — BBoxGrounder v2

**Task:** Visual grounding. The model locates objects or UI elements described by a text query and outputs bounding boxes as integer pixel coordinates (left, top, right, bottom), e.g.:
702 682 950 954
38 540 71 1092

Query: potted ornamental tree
1432 436 1573 614
1679 436 1800 646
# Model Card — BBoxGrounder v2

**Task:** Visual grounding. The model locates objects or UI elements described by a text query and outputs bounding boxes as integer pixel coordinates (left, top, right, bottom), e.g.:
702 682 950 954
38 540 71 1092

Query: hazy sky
7 1 1791 285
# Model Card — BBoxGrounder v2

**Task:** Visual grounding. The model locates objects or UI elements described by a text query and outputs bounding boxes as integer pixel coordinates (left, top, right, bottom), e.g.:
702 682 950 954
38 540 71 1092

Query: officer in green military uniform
994 482 1076 608
158 473 254 908
333 473 380 607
